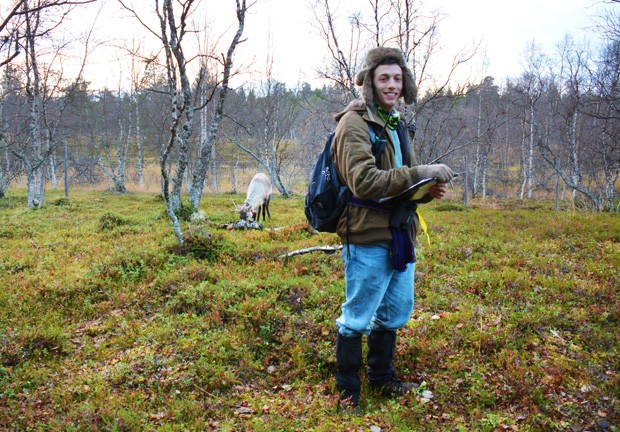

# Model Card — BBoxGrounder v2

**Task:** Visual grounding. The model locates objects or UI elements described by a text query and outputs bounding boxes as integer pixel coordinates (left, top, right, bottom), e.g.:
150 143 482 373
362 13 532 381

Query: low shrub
98 212 131 231
435 203 467 212
168 229 226 262
51 197 71 206
175 201 196 222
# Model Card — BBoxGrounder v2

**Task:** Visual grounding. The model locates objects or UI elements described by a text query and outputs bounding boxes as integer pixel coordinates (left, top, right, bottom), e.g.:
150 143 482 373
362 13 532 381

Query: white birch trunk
527 104 535 199
64 139 69 198
49 153 57 189
48 131 57 190
463 155 469 206
211 144 218 193
473 94 482 197
519 122 527 200
27 164 44 208
0 137 5 197
114 118 127 193
122 115 130 189
481 152 487 198
27 96 45 208
25 9 45 209
570 111 579 201
135 93 144 188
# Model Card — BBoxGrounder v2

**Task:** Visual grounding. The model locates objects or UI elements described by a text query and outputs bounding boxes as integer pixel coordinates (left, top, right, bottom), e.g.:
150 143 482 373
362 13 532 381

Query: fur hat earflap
355 47 417 105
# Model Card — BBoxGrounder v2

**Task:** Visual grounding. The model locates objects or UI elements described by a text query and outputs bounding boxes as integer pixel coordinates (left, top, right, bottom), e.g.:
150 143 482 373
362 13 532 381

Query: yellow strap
416 208 431 245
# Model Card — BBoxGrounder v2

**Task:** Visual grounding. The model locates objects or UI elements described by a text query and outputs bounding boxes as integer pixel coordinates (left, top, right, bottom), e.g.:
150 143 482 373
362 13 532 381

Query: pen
449 173 459 188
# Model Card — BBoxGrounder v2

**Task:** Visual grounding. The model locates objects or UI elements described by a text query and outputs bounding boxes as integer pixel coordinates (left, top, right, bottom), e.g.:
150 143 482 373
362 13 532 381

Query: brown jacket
332 100 431 245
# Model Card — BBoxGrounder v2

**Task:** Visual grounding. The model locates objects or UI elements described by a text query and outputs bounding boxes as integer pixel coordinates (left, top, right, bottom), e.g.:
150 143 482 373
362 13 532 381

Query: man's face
372 63 403 111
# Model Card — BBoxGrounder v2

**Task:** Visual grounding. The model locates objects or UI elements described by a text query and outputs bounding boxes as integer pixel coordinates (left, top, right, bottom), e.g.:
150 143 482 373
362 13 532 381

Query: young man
331 47 455 412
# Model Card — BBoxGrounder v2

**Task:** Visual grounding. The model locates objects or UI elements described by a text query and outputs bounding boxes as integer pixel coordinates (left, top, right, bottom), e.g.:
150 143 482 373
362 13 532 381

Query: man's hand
415 164 455 183
428 183 448 199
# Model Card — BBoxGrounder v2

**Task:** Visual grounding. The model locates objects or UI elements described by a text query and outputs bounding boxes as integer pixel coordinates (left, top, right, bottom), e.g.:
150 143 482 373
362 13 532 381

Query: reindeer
236 173 273 222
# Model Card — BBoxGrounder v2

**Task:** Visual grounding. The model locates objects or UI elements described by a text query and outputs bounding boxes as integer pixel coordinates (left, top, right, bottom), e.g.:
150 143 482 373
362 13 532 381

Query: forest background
0 1 619 430
0 0 618 229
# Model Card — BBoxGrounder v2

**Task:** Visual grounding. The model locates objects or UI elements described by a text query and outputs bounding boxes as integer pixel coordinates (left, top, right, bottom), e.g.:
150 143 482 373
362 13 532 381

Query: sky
239 0 607 88
73 0 611 91
428 0 605 84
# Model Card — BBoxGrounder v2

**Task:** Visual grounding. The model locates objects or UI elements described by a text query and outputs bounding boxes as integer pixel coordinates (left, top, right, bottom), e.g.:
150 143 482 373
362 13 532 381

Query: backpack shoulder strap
368 125 387 164
346 110 387 165
395 120 412 167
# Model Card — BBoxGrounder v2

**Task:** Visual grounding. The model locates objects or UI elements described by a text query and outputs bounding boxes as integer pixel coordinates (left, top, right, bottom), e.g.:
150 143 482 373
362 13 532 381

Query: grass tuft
98 211 132 231
51 197 71 206
435 202 467 212
168 230 227 262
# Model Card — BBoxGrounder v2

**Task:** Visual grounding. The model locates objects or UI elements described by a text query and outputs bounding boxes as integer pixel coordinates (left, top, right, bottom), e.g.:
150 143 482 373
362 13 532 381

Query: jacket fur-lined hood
334 99 366 121
355 47 417 106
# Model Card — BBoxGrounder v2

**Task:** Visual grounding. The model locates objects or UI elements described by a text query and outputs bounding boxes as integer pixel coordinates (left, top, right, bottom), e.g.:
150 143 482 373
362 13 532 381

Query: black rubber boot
367 329 415 397
335 333 362 413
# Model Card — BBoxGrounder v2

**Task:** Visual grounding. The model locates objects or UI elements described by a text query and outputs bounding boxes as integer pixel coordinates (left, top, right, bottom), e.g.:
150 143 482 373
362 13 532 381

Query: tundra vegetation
0 1 618 429
0 189 618 431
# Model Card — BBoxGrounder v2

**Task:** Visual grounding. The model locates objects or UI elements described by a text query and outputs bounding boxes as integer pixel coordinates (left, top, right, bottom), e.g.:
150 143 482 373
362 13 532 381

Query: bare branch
279 244 343 258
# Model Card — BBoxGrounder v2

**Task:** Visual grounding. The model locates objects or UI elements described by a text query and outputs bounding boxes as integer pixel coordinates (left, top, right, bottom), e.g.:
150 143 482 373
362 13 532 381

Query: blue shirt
389 128 402 168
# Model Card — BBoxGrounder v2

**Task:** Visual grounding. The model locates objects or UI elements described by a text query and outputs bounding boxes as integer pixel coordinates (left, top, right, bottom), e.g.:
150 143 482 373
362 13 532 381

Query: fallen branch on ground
218 222 303 231
279 244 343 258
220 220 263 230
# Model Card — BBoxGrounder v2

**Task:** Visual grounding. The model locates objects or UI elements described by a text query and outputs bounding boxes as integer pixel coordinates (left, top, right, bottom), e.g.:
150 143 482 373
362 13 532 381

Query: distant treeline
2 66 617 211
0 0 617 212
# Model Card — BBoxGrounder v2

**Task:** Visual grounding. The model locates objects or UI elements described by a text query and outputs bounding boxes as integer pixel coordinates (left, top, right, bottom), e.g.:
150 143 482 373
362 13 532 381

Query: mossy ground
0 190 618 431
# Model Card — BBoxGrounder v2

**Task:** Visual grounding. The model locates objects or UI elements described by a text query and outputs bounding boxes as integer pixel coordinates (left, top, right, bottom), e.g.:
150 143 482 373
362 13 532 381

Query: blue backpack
304 124 386 233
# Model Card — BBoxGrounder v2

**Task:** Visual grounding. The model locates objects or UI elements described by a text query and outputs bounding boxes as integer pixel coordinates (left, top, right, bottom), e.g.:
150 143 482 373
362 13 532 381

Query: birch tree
17 1 48 207
536 34 619 210
469 77 501 198
120 0 250 242
9 0 92 208
0 132 14 200
312 0 362 100
188 0 249 210
123 0 201 241
96 38 149 194
0 66 20 198
126 38 146 189
1 1 93 67
586 6 619 211
94 87 130 193
511 42 548 200
589 40 620 211
229 51 300 198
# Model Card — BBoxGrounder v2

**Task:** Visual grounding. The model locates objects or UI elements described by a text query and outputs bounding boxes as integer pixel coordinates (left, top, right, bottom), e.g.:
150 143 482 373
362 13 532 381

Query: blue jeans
336 242 415 337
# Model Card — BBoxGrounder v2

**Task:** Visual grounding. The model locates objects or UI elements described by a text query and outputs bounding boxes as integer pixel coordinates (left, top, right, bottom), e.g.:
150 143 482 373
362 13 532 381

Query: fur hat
355 47 417 105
